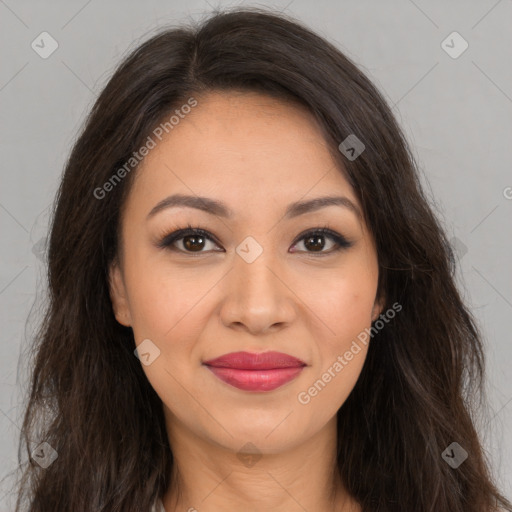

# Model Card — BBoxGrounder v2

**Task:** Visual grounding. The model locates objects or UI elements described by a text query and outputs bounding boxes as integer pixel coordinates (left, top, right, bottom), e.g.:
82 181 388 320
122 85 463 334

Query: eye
290 227 353 255
156 224 223 254
156 224 353 255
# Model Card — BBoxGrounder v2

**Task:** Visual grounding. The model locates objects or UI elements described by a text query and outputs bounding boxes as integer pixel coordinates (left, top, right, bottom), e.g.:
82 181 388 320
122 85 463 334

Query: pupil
184 235 205 251
305 235 324 251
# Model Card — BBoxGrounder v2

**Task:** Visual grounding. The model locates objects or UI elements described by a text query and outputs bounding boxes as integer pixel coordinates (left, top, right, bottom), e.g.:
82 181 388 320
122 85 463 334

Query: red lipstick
203 351 306 392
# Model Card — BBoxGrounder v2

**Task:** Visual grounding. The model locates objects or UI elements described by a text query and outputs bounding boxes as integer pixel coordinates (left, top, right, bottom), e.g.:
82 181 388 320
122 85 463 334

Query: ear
370 290 386 323
108 259 132 327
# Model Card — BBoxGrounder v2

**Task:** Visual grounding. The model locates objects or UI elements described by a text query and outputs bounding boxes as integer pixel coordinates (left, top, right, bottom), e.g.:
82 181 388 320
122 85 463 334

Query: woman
12 6 511 512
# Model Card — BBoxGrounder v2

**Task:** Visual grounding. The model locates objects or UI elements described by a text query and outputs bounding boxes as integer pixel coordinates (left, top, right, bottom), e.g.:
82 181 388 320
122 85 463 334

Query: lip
203 351 306 392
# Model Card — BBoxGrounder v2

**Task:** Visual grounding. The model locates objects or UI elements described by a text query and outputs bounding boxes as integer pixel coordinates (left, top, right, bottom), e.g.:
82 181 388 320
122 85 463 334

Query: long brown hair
10 6 511 511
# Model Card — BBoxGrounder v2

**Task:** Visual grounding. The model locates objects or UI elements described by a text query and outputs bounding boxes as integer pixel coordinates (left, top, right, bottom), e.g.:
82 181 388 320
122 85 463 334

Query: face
109 90 384 455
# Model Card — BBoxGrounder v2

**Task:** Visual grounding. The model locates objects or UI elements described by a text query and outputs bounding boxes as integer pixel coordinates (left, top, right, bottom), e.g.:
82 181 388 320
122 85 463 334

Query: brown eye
303 234 326 252
182 233 207 252
157 227 222 254
290 228 353 254
158 226 352 256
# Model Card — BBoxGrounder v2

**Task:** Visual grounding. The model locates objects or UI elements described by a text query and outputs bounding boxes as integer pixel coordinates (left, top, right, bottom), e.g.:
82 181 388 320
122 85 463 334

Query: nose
218 243 297 336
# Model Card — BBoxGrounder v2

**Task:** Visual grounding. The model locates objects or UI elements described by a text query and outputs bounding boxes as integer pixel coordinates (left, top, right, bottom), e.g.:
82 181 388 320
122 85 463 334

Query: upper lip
203 351 306 370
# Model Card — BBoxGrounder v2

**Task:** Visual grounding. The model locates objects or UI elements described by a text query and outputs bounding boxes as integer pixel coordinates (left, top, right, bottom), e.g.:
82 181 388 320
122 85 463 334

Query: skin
109 91 384 512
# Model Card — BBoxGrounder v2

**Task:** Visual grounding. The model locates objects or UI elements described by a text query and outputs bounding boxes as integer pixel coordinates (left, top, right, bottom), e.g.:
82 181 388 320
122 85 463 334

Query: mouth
202 351 306 392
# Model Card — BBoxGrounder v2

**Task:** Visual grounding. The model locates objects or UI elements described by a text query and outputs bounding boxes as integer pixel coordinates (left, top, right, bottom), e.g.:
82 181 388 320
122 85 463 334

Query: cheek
309 268 377 346
122 243 207 339
300 262 377 407
301 283 373 413
124 272 171 340
122 254 216 393
316 291 372 393
330 289 372 342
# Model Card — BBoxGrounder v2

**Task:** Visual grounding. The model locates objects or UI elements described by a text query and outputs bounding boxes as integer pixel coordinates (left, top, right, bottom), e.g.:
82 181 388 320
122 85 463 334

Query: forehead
126 91 359 220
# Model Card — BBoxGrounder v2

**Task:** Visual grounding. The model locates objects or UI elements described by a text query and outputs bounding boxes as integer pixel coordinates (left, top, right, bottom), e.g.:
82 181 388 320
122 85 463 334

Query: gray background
1 0 511 508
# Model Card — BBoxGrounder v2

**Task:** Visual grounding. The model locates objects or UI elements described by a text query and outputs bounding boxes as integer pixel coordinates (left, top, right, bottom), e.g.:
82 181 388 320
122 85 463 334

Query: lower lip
205 366 304 392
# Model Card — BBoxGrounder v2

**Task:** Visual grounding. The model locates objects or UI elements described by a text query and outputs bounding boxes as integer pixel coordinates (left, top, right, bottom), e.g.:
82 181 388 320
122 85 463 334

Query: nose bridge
220 234 295 333
236 237 277 291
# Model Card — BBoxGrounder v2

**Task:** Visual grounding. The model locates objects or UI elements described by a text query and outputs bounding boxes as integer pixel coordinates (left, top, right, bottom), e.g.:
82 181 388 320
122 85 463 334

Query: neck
161 413 360 512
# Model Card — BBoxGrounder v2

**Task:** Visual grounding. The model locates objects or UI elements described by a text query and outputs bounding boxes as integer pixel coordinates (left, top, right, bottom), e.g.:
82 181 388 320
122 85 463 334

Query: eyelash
156 223 353 256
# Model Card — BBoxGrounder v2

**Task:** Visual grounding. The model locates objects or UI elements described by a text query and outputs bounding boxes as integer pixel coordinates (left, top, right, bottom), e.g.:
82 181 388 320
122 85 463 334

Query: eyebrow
147 193 361 220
